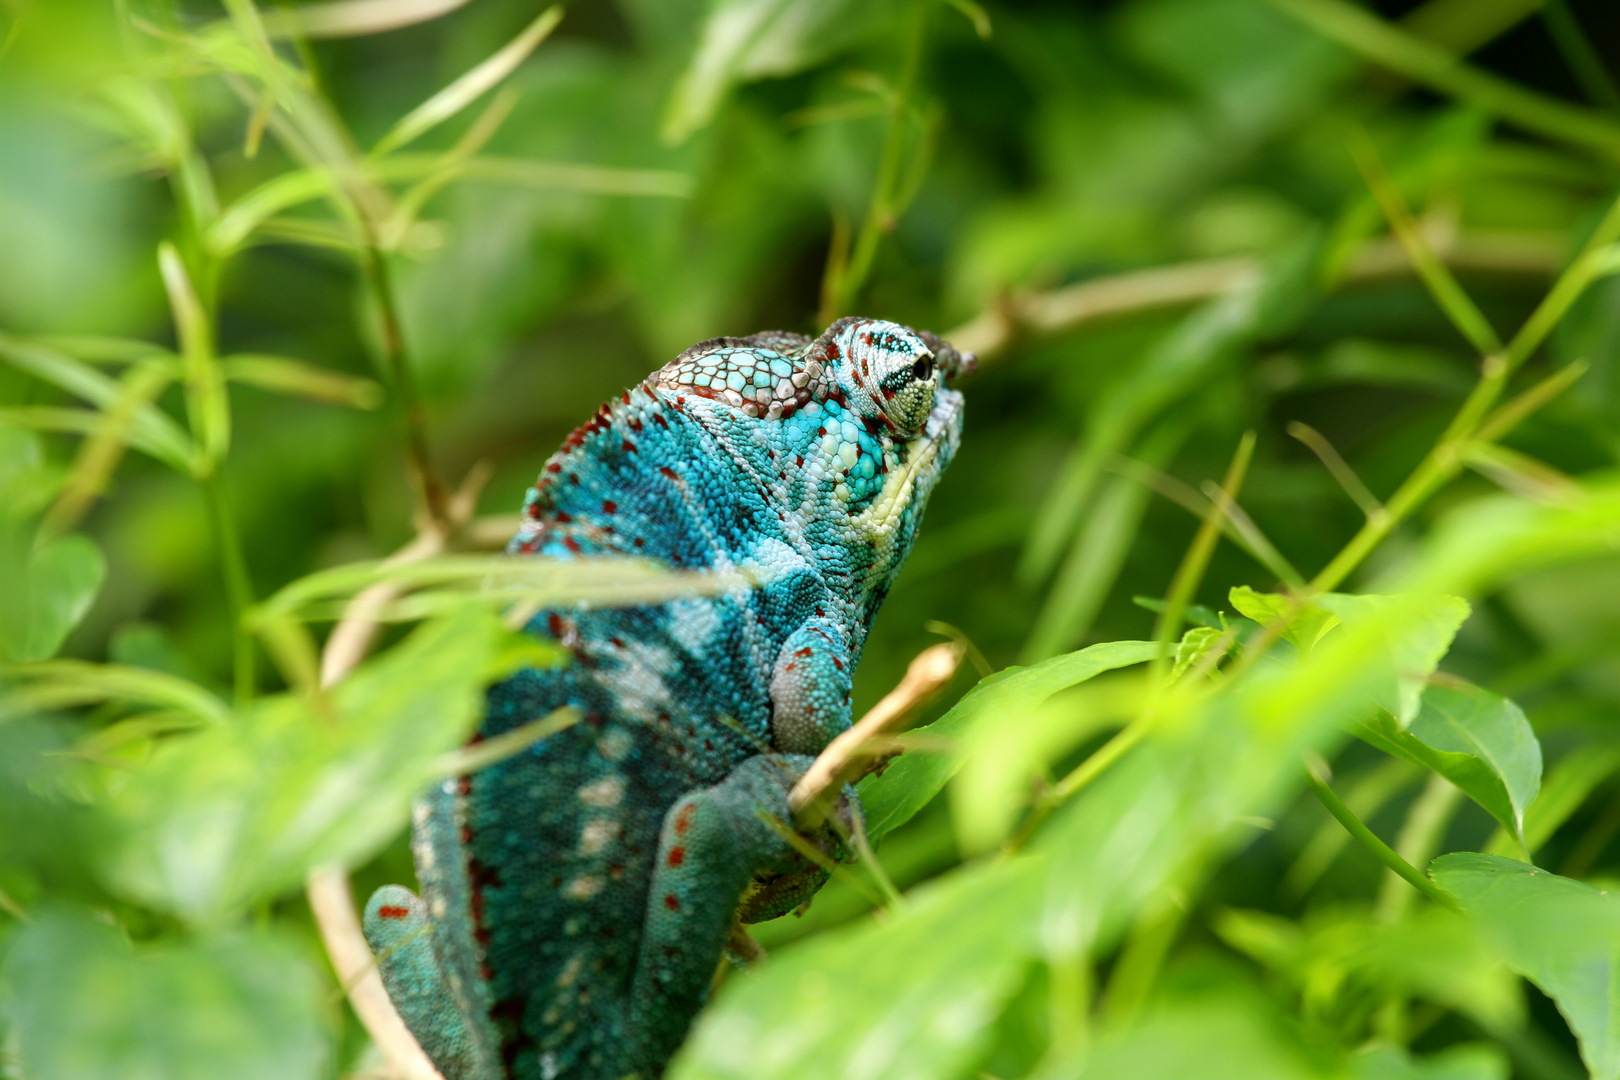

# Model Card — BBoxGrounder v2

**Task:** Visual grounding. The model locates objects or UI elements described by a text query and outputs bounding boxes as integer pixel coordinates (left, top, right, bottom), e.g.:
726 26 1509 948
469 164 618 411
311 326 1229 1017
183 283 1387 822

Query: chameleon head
808 317 972 551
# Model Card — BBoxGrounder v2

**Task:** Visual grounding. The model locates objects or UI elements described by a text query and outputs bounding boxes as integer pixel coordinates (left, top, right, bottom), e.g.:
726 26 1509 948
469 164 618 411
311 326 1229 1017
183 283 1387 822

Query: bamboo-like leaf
0 660 231 726
254 554 756 622
221 355 383 409
43 359 177 536
158 244 230 471
371 5 563 157
1271 0 1620 159
27 336 176 365
257 0 474 39
210 170 337 255
0 336 196 472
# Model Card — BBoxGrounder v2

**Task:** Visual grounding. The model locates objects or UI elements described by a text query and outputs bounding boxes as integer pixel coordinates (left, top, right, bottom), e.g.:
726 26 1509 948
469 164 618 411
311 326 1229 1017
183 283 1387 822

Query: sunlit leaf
372 6 563 157
1355 683 1541 847
1312 593 1471 726
672 856 1043 1080
0 532 105 663
1 909 327 1080
1432 852 1620 1080
257 0 473 39
101 606 503 921
858 640 1158 842
1228 585 1336 651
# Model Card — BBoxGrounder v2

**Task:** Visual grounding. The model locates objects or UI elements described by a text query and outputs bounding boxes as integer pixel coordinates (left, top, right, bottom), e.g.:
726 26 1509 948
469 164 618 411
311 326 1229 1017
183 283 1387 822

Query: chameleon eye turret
825 317 940 436
365 318 967 1080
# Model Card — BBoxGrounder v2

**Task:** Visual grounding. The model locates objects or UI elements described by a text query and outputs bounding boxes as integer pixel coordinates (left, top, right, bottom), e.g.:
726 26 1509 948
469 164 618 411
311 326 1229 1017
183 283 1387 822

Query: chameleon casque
363 317 972 1080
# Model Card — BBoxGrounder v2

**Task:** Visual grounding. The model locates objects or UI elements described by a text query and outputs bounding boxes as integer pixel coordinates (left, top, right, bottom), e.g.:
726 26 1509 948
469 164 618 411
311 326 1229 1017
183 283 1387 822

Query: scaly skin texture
364 317 971 1080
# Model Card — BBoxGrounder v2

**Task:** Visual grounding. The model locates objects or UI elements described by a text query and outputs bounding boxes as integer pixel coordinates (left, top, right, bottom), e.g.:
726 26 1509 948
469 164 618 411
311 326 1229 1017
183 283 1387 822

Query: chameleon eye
911 356 935 382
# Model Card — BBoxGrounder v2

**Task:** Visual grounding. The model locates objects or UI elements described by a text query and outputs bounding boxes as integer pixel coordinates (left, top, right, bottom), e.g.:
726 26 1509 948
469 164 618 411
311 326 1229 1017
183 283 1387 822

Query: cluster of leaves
4 0 1620 1079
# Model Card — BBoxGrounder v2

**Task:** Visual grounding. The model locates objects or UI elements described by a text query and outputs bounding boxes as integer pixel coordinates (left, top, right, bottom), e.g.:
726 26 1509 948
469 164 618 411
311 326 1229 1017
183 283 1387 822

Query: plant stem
359 245 449 529
821 0 928 322
1151 431 1254 679
202 476 256 707
1304 759 1462 912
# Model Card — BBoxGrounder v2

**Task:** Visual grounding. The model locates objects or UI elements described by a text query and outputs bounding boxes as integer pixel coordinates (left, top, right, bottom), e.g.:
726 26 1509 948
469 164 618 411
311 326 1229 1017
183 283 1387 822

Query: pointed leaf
1432 852 1620 1080
1 909 326 1080
1355 683 1541 846
372 6 563 156
857 640 1158 841
0 533 106 663
102 606 503 921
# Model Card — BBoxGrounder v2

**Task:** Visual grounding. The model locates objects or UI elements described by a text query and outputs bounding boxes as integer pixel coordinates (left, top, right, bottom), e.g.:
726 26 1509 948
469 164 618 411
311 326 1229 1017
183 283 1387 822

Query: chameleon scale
364 317 971 1080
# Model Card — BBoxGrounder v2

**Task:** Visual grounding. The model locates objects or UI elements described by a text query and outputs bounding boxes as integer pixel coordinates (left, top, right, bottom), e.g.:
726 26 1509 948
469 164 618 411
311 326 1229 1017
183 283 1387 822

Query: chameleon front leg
363 885 483 1080
626 753 836 1070
769 620 853 755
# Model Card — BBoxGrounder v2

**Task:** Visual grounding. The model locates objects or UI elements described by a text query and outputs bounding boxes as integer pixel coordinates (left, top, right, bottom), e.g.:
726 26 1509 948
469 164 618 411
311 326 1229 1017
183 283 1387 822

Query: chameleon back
369 318 970 1079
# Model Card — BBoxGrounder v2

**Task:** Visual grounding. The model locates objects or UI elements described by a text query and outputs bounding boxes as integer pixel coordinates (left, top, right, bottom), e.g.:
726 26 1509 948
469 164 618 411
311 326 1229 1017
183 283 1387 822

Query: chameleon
363 316 972 1080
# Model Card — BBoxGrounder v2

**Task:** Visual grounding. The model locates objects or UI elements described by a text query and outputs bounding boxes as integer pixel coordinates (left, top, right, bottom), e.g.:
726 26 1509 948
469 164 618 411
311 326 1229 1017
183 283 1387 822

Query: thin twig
947 229 1563 362
789 641 962 827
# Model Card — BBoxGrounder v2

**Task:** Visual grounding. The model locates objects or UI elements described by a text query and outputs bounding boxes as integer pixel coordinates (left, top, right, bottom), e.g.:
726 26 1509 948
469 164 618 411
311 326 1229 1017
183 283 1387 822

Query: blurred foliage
5 0 1620 1077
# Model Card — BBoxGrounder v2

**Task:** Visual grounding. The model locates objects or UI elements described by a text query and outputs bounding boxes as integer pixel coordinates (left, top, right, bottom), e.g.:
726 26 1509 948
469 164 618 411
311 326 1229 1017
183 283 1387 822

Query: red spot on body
629 418 644 432
817 427 827 437
795 647 814 658
547 462 562 473
603 500 618 514
548 613 564 637
377 905 410 920
563 536 582 554
664 894 680 911
653 413 669 429
634 537 644 548
833 658 844 671
622 391 632 405
659 466 679 480
827 342 840 359
569 473 580 485
674 803 695 835
667 846 685 867
795 455 804 467
555 511 573 523
622 440 636 453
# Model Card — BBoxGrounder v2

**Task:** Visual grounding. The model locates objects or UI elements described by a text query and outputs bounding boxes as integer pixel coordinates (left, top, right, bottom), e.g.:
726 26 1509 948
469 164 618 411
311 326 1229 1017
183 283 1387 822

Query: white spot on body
579 817 621 855
555 955 584 988
578 775 625 808
668 597 721 657
564 875 605 900
597 728 633 761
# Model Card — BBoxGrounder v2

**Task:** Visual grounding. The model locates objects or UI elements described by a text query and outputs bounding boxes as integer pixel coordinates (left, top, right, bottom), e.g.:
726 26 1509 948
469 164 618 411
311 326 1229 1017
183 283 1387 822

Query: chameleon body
363 317 971 1080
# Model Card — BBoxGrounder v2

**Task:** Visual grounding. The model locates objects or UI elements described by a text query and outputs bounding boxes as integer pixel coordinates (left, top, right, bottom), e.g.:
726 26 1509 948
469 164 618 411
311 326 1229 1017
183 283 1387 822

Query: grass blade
1349 129 1502 356
221 355 383 409
371 5 563 157
1271 0 1620 159
259 0 474 40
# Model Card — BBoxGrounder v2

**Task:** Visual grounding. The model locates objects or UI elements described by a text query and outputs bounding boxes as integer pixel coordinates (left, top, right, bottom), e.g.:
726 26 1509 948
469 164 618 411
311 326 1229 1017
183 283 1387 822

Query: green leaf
857 640 1159 841
1355 683 1541 846
220 354 383 409
660 0 905 145
371 5 563 157
1352 1045 1510 1080
102 606 503 921
670 856 1043 1080
1228 585 1336 651
1 909 327 1080
1170 625 1229 682
1432 852 1620 1080
0 532 106 662
1045 983 1334 1080
1488 744 1620 858
1313 593 1471 726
